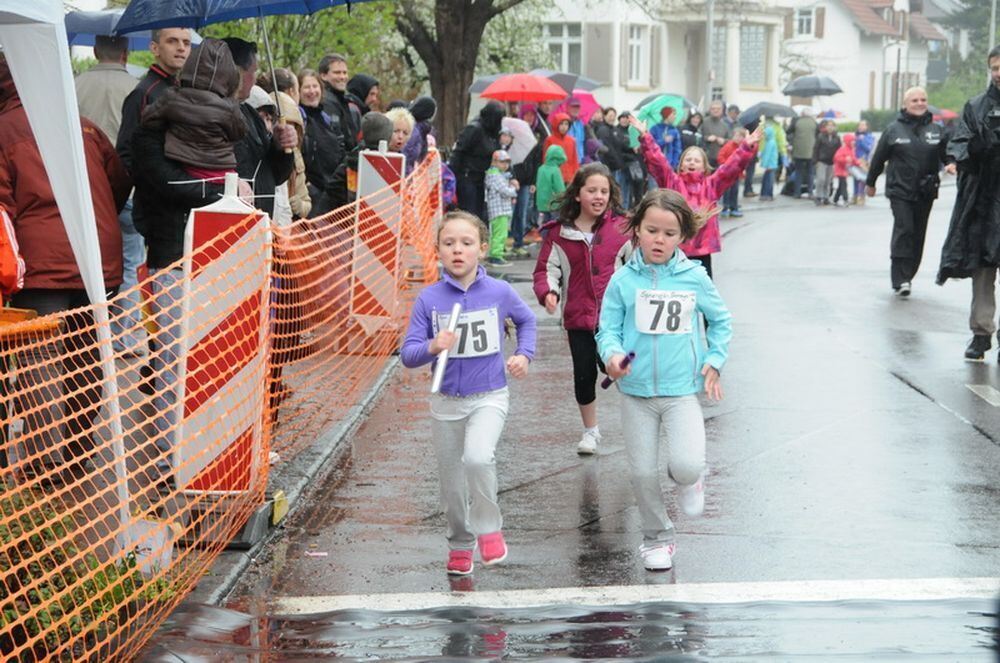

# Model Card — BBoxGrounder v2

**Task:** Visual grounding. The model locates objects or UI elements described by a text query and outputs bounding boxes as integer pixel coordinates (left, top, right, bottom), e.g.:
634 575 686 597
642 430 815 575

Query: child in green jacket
535 144 567 225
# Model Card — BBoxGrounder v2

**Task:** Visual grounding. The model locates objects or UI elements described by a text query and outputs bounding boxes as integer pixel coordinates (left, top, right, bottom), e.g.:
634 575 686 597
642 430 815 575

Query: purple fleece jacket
401 266 537 397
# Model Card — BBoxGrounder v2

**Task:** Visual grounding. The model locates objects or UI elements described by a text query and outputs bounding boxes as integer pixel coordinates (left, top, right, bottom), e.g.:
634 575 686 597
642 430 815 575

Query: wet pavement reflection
143 598 998 661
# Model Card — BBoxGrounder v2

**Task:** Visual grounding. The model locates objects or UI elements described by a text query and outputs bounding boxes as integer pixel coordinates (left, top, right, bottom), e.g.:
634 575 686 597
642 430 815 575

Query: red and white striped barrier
176 174 271 494
350 148 406 337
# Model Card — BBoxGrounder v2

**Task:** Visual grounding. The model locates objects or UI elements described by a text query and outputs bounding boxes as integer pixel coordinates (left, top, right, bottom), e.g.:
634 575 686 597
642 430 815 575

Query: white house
539 0 947 119
780 0 947 115
541 0 788 112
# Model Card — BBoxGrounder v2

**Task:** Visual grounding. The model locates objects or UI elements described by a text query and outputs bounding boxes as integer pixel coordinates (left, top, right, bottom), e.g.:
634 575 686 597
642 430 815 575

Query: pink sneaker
447 549 474 575
478 531 508 565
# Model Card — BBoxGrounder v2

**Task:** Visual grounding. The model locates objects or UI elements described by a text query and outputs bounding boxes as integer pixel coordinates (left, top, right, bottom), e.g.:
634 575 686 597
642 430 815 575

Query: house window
740 24 768 88
627 24 649 85
544 23 582 74
711 24 726 85
796 8 813 36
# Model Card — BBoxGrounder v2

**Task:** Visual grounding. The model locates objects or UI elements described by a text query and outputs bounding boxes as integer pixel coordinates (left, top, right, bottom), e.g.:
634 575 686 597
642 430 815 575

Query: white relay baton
430 302 463 394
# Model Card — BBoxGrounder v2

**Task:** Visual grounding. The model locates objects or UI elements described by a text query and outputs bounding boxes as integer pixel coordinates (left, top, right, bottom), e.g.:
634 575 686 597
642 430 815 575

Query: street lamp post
706 0 715 105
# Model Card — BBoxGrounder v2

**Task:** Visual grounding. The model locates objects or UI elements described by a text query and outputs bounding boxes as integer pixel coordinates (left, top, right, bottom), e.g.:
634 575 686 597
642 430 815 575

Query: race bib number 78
635 289 696 335
435 307 501 358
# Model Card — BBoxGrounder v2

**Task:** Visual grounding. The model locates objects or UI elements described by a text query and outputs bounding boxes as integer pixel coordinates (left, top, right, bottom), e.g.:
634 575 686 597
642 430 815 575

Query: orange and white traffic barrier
350 148 406 338
176 173 271 494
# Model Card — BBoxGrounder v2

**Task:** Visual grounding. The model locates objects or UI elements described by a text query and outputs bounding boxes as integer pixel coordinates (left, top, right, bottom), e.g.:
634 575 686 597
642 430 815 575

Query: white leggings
620 393 706 545
430 388 509 550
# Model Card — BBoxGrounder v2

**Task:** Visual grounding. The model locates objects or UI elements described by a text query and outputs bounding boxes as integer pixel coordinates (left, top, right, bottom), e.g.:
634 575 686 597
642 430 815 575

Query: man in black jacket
117 28 192 173
937 46 1000 360
866 87 952 298
115 28 191 357
222 38 296 218
449 101 504 221
319 53 358 154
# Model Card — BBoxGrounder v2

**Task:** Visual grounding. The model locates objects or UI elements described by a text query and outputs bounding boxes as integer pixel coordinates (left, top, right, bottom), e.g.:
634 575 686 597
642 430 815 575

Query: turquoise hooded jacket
596 248 732 397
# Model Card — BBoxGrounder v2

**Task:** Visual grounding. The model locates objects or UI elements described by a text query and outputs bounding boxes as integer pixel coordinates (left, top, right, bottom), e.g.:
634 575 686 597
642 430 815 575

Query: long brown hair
553 163 624 223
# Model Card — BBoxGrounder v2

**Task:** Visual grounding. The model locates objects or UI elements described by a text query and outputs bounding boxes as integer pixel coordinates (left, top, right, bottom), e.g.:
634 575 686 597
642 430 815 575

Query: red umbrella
933 108 958 121
481 74 568 102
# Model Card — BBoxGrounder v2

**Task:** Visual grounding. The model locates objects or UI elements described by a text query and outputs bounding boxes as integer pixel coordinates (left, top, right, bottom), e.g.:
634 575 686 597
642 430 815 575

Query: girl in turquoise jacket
595 188 732 572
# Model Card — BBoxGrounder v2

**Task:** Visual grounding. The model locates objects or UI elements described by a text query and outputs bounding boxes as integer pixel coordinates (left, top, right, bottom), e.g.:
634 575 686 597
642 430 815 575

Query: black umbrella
737 101 796 128
469 73 506 94
782 75 843 97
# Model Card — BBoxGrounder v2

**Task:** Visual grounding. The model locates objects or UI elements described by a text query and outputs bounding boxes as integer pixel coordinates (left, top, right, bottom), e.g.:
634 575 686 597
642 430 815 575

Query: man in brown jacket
0 56 130 486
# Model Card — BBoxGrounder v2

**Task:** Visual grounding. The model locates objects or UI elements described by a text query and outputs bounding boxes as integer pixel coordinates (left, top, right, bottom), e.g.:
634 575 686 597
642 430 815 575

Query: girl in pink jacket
630 117 762 277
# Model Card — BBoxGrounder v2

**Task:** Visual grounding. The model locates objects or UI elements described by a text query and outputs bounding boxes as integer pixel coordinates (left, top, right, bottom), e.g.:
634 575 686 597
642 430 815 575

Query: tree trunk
396 0 528 151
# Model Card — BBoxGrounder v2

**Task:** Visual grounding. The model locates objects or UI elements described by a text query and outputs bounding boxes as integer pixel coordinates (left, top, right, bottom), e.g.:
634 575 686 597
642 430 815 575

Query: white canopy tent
0 0 129 548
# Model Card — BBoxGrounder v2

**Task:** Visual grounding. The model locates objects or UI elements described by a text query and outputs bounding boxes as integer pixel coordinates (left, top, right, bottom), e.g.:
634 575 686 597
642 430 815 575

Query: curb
200 357 401 606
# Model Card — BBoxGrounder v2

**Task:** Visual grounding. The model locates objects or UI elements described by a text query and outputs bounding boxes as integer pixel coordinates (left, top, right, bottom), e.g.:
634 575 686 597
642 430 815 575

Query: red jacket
542 112 580 184
533 210 632 331
640 131 754 257
834 133 857 178
0 65 129 290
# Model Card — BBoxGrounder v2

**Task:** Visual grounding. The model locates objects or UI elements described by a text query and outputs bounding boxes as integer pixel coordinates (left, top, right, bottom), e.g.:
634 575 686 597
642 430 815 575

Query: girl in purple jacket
401 211 537 576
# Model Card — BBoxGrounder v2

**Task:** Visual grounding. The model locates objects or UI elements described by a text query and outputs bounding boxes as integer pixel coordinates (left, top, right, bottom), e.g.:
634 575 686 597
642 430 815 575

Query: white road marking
966 384 1000 407
273 577 1000 614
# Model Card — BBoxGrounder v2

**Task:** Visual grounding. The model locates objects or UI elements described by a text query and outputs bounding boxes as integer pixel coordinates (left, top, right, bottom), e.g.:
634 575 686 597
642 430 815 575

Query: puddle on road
143 598 998 660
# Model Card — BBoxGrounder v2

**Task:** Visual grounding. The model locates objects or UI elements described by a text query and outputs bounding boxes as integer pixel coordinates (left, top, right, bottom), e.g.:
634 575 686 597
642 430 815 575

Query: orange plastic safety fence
0 151 442 661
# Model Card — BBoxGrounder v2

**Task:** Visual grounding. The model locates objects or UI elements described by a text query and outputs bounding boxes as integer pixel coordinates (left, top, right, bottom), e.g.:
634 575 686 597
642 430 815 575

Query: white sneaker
576 428 600 455
897 282 912 297
678 473 705 516
640 543 675 571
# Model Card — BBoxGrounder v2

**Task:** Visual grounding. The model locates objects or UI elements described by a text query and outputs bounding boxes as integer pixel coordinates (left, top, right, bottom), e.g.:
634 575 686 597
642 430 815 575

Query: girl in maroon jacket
533 163 632 455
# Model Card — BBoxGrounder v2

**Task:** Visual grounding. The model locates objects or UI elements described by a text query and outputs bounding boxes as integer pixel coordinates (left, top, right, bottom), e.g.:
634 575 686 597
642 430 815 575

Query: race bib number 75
435 307 501 358
635 289 696 335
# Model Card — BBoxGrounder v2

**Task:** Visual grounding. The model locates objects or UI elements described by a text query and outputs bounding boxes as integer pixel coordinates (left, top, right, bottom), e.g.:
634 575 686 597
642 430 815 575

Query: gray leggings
430 388 509 550
621 393 706 545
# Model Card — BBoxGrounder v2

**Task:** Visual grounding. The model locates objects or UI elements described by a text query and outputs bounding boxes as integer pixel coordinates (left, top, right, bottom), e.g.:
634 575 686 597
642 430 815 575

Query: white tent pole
0 10 130 552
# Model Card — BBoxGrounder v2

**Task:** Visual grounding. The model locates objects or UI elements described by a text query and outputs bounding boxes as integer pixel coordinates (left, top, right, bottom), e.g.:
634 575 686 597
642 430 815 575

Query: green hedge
860 109 898 132
836 121 859 133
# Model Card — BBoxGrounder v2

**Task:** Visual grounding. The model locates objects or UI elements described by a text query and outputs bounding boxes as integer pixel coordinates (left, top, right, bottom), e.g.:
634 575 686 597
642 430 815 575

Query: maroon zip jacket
532 210 632 331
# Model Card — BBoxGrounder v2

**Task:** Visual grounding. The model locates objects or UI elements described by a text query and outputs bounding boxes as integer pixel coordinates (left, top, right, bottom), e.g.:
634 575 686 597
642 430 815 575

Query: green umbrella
628 94 686 148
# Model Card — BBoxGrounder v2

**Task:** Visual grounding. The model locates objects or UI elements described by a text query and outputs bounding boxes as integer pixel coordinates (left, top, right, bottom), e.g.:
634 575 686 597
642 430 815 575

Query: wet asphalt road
145 186 1000 659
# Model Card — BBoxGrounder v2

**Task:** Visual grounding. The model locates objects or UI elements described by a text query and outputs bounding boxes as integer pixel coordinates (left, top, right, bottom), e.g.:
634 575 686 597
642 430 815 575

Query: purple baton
601 352 636 389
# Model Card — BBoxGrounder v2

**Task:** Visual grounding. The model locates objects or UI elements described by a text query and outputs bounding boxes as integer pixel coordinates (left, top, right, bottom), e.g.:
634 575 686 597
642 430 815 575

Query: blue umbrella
114 0 371 33
115 0 377 120
66 9 202 52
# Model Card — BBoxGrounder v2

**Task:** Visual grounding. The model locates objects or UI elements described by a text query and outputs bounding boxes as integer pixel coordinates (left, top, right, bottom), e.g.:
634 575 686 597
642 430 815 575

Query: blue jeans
760 169 775 198
722 183 739 211
614 169 632 210
743 159 756 195
792 158 814 196
149 268 185 476
110 200 146 352
511 185 534 247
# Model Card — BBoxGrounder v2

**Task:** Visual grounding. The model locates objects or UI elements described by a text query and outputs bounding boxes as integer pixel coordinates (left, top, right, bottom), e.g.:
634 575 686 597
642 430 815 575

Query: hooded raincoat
542 112 580 184
937 85 1000 282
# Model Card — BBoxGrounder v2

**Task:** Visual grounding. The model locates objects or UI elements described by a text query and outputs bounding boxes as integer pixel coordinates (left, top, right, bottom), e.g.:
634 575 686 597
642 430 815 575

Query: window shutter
584 23 613 84
815 7 825 38
784 12 793 39
650 25 662 87
620 23 629 84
